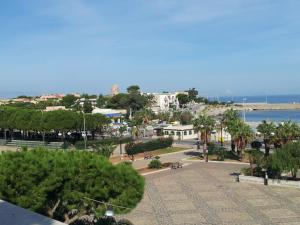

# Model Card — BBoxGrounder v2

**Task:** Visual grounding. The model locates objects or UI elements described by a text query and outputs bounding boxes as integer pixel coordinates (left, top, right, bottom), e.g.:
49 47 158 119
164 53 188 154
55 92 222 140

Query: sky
0 0 300 98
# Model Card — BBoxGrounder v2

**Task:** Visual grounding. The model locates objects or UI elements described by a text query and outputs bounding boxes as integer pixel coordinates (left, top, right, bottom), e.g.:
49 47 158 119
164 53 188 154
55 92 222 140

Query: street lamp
105 205 117 224
41 110 45 144
82 112 87 150
243 98 247 122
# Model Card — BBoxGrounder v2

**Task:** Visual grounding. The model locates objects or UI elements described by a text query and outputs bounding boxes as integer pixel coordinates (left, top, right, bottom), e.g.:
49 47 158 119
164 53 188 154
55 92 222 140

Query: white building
92 108 127 123
163 124 198 140
144 92 188 113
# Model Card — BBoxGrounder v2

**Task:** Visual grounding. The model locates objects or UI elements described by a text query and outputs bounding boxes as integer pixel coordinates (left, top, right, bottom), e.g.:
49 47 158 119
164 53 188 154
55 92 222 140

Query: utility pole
83 112 87 150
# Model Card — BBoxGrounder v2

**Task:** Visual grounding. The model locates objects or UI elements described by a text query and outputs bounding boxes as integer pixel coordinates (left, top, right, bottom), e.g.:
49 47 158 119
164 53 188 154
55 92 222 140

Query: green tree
96 94 108 108
192 114 215 162
275 121 300 147
257 120 276 156
187 88 198 101
177 94 190 108
127 85 140 94
0 149 144 224
83 100 93 113
61 95 78 108
92 143 116 158
180 111 193 125
269 142 300 180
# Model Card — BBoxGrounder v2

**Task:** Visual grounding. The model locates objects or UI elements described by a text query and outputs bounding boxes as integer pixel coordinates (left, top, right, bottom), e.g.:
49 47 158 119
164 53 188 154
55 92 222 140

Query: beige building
111 84 120 96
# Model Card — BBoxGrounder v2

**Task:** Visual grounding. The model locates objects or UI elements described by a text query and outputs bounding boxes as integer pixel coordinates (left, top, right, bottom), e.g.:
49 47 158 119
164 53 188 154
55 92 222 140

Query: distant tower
111 84 119 96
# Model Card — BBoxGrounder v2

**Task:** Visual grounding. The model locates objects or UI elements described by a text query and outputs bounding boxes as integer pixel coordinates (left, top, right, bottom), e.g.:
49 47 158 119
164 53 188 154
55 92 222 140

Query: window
189 130 193 135
171 131 175 135
184 131 187 136
176 131 181 136
164 131 169 135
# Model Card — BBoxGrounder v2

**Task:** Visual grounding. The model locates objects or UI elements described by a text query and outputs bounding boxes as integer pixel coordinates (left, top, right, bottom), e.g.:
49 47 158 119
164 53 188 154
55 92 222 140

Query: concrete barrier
239 175 300 189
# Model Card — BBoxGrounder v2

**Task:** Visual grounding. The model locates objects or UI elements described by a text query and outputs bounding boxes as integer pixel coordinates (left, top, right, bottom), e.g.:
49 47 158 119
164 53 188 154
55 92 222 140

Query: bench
144 152 153 160
171 161 183 169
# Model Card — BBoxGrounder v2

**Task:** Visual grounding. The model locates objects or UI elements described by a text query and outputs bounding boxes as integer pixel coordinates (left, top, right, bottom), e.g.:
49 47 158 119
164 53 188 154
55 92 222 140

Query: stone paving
125 162 300 225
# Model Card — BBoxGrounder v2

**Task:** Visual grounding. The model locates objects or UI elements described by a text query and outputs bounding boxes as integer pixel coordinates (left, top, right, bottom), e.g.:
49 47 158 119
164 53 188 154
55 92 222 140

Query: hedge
75 137 133 149
125 138 173 157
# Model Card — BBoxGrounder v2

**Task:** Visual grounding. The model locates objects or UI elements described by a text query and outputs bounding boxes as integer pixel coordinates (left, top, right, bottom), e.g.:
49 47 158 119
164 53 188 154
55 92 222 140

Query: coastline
207 103 300 116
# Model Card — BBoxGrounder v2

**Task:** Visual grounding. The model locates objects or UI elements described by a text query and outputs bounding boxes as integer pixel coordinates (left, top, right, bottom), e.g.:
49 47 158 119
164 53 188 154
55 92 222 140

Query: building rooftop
0 199 66 225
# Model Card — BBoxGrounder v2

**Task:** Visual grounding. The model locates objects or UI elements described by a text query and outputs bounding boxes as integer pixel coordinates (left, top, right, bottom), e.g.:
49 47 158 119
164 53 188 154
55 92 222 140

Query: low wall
239 175 300 189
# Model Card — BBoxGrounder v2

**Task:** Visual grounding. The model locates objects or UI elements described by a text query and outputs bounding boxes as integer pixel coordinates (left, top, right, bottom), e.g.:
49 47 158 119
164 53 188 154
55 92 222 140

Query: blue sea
242 110 300 123
212 94 300 123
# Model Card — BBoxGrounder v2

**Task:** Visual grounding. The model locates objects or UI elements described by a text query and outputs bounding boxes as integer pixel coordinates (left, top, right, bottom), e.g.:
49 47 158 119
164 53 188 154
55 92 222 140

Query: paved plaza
126 162 300 225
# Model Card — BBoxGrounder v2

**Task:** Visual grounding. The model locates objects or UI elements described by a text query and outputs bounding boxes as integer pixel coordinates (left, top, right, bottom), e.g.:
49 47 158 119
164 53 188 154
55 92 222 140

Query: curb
182 159 249 165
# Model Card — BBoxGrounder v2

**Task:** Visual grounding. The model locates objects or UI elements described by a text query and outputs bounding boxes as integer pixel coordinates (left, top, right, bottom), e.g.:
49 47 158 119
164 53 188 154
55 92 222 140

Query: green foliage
180 111 193 125
125 138 173 157
107 86 148 113
61 95 78 108
207 142 240 161
192 114 216 141
0 108 109 142
83 100 93 113
0 149 144 224
92 144 116 158
96 94 109 108
222 109 253 152
127 85 140 94
132 109 155 125
177 94 190 107
75 137 132 150
268 142 300 179
148 159 162 169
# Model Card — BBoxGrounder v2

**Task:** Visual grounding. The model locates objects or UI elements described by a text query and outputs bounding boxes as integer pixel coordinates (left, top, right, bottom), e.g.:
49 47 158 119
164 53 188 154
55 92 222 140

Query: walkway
125 162 300 225
131 149 197 170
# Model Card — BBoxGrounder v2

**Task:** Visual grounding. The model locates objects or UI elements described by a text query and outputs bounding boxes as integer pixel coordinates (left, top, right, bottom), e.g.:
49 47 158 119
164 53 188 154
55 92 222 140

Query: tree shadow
183 151 202 157
0 200 66 225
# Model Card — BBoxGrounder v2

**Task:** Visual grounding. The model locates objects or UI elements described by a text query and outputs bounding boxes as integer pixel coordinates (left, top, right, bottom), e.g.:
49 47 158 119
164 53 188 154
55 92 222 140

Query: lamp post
243 98 247 122
220 119 224 147
83 112 87 150
105 205 116 224
41 110 45 144
0 109 7 143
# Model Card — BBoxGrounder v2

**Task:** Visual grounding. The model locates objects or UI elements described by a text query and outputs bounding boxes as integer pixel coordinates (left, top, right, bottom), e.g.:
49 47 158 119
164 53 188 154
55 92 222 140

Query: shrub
125 138 173 158
75 137 132 150
241 167 252 176
268 142 300 180
148 159 162 169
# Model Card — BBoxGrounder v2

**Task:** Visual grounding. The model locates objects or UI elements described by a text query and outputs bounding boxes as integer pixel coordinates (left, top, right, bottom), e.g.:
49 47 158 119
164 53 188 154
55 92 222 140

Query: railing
0 139 63 149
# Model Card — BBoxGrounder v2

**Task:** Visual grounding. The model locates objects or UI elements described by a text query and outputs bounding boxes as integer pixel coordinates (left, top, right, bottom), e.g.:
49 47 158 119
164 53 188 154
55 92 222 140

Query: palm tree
236 122 253 157
257 120 276 156
222 110 253 158
222 109 240 151
275 121 300 146
193 114 216 162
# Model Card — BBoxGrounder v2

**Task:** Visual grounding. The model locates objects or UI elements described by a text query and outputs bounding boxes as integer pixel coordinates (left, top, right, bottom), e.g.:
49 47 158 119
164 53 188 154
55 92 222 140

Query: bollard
264 171 268 186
